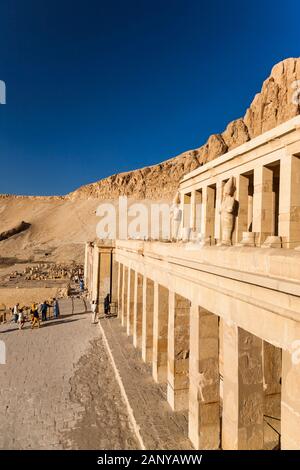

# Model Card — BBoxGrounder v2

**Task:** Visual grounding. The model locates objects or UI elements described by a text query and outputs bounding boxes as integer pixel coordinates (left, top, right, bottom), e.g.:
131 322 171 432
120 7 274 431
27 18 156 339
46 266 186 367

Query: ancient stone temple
85 116 300 450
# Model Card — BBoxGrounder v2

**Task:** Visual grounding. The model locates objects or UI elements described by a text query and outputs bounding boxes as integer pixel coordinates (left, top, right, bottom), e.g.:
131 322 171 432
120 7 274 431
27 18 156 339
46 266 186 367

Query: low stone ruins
3 262 83 284
0 262 84 315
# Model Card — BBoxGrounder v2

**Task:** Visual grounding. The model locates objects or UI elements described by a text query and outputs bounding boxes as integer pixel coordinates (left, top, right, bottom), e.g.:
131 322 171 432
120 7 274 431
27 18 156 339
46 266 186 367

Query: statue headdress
223 177 235 196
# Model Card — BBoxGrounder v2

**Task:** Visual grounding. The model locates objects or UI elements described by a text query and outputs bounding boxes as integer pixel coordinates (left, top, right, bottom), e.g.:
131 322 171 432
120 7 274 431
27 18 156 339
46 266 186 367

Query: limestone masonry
86 113 300 450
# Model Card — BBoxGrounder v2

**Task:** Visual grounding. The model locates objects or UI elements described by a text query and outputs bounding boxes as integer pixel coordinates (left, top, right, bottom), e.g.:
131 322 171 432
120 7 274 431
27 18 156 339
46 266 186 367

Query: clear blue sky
0 0 299 196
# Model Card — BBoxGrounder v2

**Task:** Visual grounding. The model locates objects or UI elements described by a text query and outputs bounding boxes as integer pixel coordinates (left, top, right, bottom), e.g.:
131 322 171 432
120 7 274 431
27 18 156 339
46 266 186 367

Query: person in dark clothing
31 304 40 329
40 301 51 322
53 299 60 319
104 294 110 315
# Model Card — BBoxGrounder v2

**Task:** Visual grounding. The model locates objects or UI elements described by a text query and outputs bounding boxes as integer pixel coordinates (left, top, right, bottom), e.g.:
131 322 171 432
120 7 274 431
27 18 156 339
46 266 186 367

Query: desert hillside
0 197 100 263
1 57 300 263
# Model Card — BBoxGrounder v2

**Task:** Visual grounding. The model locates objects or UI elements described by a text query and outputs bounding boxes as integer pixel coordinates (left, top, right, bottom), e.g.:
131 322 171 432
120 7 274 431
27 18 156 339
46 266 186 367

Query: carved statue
220 177 236 245
170 191 182 241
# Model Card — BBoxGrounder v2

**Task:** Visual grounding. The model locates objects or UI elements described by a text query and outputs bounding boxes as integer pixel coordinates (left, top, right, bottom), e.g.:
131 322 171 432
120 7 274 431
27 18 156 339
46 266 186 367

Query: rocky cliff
69 57 300 201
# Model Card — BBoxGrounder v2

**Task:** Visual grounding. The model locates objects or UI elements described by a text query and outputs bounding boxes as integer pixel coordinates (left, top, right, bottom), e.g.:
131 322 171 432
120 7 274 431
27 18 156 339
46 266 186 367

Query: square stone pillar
98 248 112 302
117 262 123 319
200 186 207 239
167 292 190 411
222 322 264 449
281 350 300 449
91 247 100 303
253 166 274 245
84 242 93 294
234 174 249 244
201 186 215 242
141 277 154 363
152 282 169 383
190 190 196 230
279 153 300 248
179 190 185 236
87 248 93 295
84 242 90 286
111 255 118 304
214 181 223 242
188 305 220 449
195 190 202 233
263 341 281 449
190 190 202 232
133 271 143 348
183 193 191 229
121 265 128 327
127 268 135 336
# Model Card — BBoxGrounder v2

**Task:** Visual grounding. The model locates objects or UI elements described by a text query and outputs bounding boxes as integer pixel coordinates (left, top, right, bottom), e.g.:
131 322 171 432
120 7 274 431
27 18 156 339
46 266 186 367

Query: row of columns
117 262 300 450
182 153 300 247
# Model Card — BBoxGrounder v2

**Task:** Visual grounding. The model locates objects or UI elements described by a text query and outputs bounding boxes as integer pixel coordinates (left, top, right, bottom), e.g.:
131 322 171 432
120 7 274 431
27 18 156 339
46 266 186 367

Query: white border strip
98 319 146 450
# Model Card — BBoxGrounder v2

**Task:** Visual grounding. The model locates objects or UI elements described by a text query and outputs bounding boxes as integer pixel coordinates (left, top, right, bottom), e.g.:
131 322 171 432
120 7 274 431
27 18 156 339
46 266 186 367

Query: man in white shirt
91 300 98 324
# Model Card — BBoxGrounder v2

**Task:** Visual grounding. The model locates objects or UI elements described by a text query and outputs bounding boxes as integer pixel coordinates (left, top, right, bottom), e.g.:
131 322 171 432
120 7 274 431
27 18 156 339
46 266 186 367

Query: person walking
30 304 40 329
18 307 25 330
79 278 84 292
53 299 60 319
40 301 51 322
104 294 110 315
13 303 20 323
91 300 98 324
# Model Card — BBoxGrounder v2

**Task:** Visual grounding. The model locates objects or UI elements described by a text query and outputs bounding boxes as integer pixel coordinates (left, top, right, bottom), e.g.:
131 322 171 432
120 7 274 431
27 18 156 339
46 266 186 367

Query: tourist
30 304 40 329
40 300 51 322
104 294 110 315
13 303 20 323
79 278 84 292
53 299 60 319
18 307 25 330
91 300 98 324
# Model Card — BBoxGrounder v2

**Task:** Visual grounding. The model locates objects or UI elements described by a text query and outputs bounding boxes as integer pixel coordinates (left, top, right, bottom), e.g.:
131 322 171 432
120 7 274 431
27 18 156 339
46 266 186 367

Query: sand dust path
0 298 138 449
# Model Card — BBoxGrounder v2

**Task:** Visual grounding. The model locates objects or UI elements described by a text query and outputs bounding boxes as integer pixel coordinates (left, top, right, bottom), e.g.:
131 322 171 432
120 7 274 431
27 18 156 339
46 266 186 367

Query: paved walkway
0 298 138 449
99 316 193 450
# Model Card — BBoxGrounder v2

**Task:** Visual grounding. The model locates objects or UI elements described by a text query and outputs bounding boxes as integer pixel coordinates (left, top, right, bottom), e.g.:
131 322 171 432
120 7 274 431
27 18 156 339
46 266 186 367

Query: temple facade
85 116 300 450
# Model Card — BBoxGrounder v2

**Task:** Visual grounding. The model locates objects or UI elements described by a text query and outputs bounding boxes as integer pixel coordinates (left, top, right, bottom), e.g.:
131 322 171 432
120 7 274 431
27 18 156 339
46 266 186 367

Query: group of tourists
11 299 60 330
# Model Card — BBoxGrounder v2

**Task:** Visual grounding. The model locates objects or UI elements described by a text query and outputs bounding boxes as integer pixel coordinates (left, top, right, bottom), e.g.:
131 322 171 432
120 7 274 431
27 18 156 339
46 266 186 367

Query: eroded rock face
69 57 300 201
244 58 300 137
221 119 250 151
69 58 300 201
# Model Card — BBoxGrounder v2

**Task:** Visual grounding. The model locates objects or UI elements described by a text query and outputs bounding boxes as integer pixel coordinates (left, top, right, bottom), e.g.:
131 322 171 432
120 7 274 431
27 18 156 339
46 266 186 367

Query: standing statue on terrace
170 191 182 241
220 176 237 245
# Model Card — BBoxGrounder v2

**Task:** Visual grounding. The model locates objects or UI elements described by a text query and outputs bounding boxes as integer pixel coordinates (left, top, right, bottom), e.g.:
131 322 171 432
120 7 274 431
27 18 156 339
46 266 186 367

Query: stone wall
0 286 69 309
